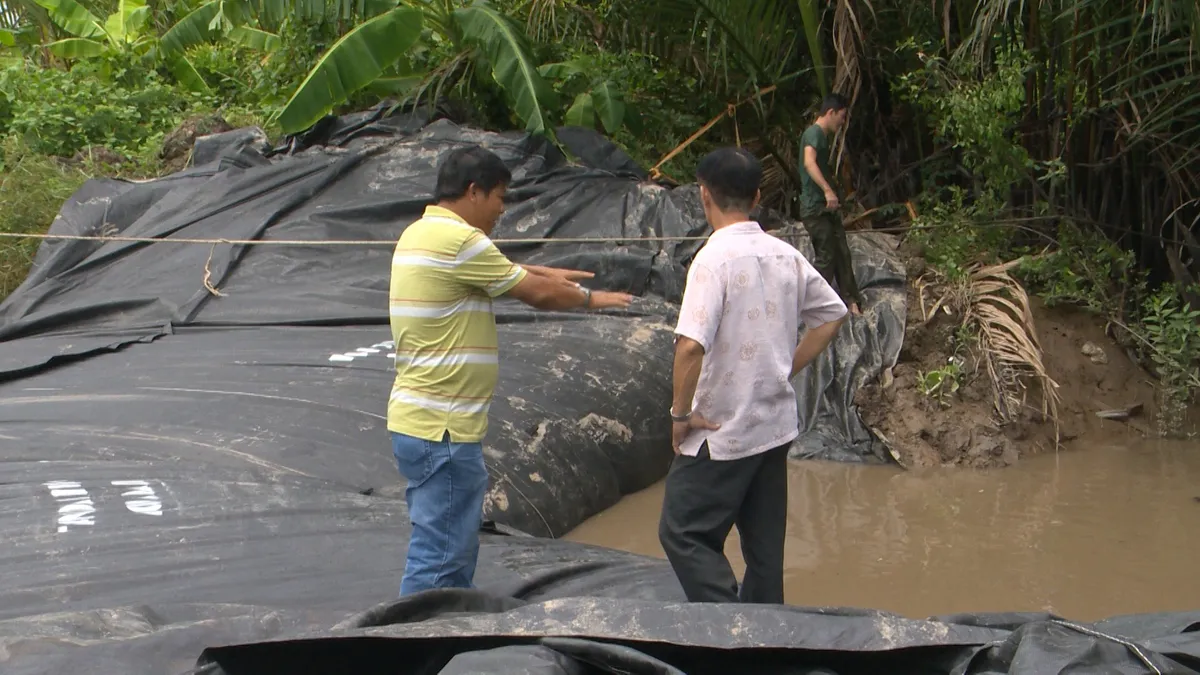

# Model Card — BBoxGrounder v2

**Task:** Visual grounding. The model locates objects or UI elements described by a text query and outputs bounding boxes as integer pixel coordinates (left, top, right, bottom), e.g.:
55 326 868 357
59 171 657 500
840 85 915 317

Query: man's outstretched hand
526 264 595 282
550 268 595 282
590 290 634 310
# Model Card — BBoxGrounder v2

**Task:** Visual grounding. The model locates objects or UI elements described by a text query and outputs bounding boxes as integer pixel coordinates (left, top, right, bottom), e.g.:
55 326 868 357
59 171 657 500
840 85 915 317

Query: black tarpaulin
183 593 1200 675
0 110 900 476
0 459 682 675
0 321 678 538
0 108 1196 675
0 460 682 622
5 458 1198 675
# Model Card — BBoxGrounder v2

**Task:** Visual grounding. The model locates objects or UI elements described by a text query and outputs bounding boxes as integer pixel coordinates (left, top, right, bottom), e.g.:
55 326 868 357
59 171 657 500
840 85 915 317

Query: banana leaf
34 0 104 39
455 2 558 137
277 7 423 134
563 92 594 128
168 55 212 93
160 1 221 54
592 81 625 134
45 36 104 57
103 0 149 44
228 25 282 52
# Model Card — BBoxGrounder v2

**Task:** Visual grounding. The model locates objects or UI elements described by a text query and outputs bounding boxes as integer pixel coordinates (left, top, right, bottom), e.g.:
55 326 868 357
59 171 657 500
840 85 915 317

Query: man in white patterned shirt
660 147 848 604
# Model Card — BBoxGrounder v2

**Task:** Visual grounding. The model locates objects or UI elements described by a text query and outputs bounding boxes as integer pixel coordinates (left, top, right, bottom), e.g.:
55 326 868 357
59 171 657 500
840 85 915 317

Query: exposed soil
68 146 129 167
855 247 1182 469
159 115 234 172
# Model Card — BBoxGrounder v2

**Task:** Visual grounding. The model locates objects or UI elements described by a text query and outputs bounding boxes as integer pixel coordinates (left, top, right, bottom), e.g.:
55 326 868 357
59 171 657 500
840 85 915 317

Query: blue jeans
391 431 489 596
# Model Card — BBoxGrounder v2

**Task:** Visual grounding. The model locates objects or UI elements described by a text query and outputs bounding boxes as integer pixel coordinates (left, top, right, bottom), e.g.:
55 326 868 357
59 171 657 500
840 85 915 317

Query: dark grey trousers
803 210 862 307
658 441 790 604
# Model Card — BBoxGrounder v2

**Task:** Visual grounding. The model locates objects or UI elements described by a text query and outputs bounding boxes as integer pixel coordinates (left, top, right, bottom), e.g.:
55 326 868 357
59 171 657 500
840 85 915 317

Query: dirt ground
855 251 1183 469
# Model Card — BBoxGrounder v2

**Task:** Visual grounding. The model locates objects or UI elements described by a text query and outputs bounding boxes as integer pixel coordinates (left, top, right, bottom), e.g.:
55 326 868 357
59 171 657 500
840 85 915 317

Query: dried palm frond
405 49 473 117
831 0 872 108
517 0 593 43
830 0 874 173
747 126 800 213
921 270 970 322
965 260 1061 439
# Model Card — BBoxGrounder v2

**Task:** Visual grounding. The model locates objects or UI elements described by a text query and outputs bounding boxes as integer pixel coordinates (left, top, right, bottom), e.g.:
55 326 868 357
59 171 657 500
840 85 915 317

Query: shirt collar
423 204 469 224
709 221 763 238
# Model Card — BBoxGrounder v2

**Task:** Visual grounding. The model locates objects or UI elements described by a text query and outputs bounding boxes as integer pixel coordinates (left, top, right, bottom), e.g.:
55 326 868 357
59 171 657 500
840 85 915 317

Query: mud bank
854 248 1190 469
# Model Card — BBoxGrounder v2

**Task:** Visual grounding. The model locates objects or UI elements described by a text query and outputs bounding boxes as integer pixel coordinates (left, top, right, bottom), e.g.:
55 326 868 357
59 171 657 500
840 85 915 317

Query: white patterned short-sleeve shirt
674 221 847 460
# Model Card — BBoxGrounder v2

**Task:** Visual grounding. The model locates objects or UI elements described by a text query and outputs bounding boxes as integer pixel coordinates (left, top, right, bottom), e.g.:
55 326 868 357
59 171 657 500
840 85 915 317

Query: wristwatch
575 283 592 309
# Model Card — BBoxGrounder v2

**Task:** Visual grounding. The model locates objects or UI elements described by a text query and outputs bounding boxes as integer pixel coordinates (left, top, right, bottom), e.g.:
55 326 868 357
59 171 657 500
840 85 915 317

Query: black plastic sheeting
771 223 906 463
4 452 1198 675
0 105 900 474
0 109 1196 674
0 459 682 675
0 321 678 538
182 594 1200 675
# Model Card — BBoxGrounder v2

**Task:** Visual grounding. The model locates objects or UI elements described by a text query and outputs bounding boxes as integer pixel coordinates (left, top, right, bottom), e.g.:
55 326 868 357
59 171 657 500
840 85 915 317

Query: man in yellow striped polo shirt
390 145 632 596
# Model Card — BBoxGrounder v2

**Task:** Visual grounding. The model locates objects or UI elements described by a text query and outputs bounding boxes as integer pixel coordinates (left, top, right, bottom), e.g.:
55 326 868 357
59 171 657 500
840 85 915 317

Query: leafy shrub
895 41 1035 188
540 47 719 172
1017 221 1141 317
0 61 208 157
1141 289 1200 437
909 186 1013 281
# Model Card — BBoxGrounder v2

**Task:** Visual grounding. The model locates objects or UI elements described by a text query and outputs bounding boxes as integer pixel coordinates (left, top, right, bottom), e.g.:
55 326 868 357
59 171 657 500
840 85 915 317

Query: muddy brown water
566 441 1200 620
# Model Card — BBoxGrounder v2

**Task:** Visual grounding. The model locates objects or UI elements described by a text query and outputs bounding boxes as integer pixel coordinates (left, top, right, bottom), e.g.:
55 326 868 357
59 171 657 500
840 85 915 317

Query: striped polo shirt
388 205 528 442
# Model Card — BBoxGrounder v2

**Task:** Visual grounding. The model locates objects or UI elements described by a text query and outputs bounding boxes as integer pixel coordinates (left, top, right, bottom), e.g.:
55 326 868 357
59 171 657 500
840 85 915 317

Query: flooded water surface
566 442 1200 620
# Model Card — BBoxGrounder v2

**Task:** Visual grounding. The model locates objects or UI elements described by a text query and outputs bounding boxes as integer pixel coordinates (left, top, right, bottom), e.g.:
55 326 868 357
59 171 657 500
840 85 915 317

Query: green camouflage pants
802 211 861 307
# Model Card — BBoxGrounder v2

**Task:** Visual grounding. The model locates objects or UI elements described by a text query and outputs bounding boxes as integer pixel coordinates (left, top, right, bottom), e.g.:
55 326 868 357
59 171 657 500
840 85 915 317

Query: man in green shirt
800 93 862 316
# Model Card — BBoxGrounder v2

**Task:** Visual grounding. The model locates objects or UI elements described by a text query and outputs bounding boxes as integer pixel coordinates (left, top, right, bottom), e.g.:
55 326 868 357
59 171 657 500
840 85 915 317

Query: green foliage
896 40 1035 187
455 2 557 137
267 0 561 137
1141 289 1200 437
0 60 205 156
538 55 637 135
158 1 223 55
36 0 109 42
897 41 1040 283
35 0 217 92
0 139 92 298
918 357 964 407
252 19 346 118
909 186 1012 282
953 323 977 352
1017 222 1141 317
918 322 974 407
894 22 1198 435
796 0 826 96
540 47 716 171
277 7 424 133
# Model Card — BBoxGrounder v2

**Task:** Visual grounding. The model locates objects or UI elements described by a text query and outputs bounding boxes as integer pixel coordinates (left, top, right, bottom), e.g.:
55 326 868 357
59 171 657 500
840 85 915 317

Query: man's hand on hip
671 414 721 455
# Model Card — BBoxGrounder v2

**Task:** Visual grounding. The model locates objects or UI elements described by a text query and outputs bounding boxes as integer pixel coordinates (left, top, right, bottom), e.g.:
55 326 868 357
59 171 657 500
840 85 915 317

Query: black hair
695 146 761 213
819 93 849 116
433 146 512 202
